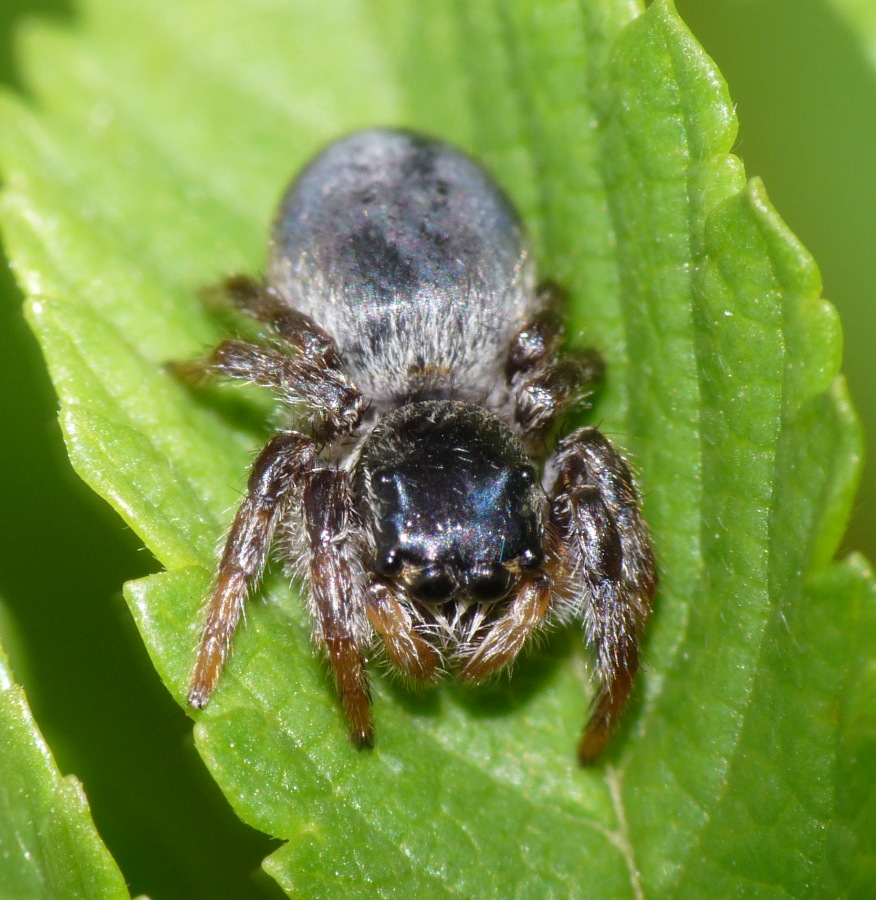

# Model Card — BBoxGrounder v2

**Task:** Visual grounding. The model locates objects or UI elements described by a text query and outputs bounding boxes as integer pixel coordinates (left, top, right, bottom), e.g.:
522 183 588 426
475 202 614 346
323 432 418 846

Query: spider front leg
189 431 317 708
303 469 374 747
459 572 553 682
549 427 656 764
366 579 440 682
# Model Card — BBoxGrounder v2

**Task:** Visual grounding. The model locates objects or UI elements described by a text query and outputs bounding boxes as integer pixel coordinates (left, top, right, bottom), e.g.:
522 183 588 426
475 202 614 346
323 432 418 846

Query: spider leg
549 427 656 764
304 468 374 748
507 280 604 436
514 351 605 433
188 431 316 708
223 275 340 364
210 339 363 438
505 282 565 378
366 578 440 682
458 572 553 682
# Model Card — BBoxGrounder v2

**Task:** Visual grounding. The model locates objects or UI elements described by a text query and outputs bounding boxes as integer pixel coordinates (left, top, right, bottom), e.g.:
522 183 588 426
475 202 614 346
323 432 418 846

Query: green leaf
0 630 129 899
1 0 873 897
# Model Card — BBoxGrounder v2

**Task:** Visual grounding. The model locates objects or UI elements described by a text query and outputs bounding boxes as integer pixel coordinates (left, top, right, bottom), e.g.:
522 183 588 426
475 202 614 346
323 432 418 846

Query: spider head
359 401 545 605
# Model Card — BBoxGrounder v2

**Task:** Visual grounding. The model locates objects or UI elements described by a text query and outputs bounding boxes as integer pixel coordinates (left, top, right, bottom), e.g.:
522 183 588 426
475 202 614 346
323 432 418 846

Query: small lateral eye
376 548 403 576
468 566 512 602
518 465 537 487
519 547 544 570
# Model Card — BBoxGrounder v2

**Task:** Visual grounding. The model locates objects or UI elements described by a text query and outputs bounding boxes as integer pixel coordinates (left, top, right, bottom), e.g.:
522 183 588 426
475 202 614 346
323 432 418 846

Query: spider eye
468 566 512 602
410 566 457 603
517 465 538 487
519 547 544 570
376 548 403 576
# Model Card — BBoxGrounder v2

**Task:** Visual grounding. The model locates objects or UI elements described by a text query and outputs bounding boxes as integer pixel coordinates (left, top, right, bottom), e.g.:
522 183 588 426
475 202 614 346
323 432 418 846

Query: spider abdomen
268 129 538 405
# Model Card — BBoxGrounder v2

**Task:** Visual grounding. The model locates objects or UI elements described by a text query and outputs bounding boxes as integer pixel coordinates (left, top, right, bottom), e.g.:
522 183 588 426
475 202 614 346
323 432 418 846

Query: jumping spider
187 129 656 763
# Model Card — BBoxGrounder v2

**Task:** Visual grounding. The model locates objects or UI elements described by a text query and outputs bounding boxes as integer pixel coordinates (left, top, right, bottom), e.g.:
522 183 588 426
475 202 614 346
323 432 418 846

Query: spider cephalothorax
186 129 656 763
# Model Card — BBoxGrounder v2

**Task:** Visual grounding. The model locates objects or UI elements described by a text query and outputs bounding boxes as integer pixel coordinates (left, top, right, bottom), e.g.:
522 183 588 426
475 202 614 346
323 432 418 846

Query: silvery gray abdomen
268 129 537 405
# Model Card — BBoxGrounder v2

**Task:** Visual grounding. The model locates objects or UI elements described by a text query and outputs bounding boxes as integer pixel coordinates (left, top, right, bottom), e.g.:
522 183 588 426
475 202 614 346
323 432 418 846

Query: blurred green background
0 1 872 897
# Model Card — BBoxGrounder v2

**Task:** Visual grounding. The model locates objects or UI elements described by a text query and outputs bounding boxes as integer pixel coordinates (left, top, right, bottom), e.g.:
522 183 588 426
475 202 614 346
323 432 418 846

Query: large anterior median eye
410 566 457 603
468 565 512 602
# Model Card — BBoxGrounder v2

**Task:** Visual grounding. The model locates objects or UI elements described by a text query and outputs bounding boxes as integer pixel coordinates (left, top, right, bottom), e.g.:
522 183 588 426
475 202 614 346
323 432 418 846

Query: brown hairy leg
188 431 316 708
550 426 656 764
223 274 340 364
366 579 440 682
507 280 605 435
210 339 363 437
458 572 553 683
304 468 373 748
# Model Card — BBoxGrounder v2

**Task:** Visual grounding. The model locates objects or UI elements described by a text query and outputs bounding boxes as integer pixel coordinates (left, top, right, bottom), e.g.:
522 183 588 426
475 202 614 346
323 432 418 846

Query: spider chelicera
186 129 656 763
